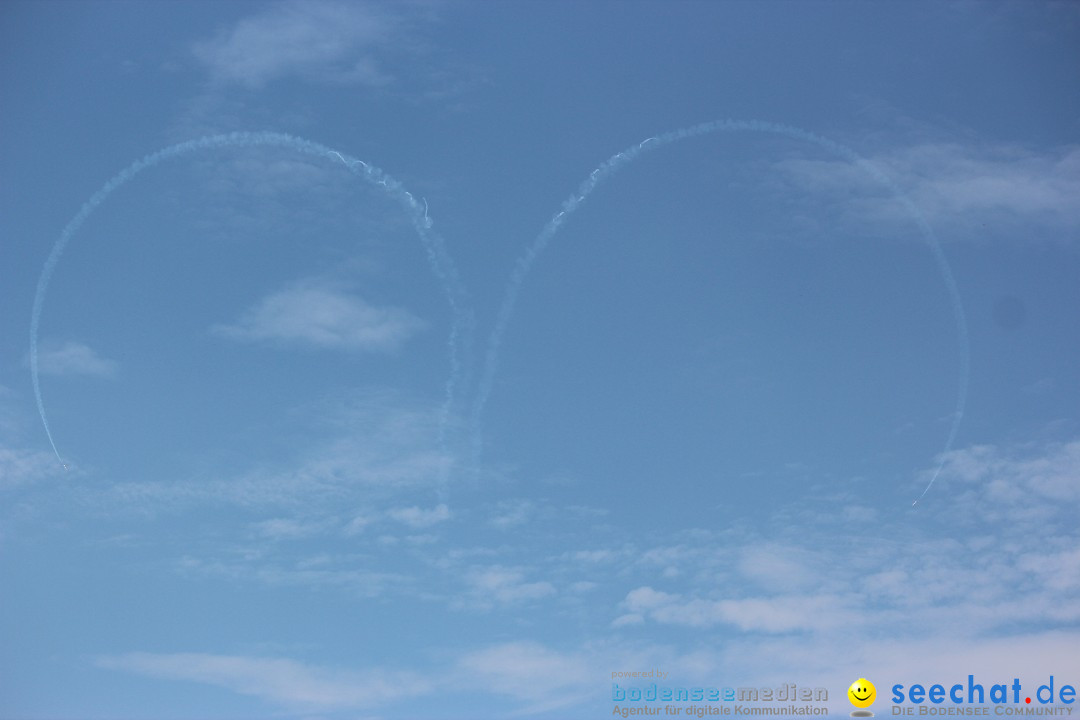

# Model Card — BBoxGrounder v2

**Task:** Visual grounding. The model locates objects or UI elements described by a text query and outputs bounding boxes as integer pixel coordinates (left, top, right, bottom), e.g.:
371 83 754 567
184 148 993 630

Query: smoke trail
472 120 968 504
31 132 473 478
322 149 475 482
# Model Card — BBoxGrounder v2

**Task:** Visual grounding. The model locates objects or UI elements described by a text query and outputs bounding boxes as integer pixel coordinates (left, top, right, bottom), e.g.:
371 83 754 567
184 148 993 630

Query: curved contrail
31 131 473 479
471 119 968 504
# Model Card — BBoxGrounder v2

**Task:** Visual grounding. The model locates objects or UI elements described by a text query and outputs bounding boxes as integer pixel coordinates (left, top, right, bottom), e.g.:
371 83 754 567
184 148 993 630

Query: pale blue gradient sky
2 2 1078 718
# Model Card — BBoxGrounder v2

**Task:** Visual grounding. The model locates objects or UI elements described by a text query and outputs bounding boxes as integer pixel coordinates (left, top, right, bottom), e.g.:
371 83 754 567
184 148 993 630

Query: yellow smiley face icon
848 679 876 708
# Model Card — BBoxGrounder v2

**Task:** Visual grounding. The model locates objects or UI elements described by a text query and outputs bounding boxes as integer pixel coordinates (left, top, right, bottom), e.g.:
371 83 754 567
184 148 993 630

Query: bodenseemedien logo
609 675 831 717
849 678 877 718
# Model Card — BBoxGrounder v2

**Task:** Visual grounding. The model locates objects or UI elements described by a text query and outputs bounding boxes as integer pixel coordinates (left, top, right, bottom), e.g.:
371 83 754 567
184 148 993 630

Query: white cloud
461 566 556 609
895 143 1080 231
0 446 62 489
704 595 852 633
387 503 450 528
456 642 593 712
621 586 850 633
709 631 1080 692
72 434 1080 716
192 1 398 88
96 652 430 709
737 543 819 591
177 554 406 599
213 279 424 352
92 631 1080 718
569 549 616 563
32 341 117 377
251 517 330 540
86 392 450 514
95 642 618 717
0 387 66 490
601 435 1080 645
489 499 534 529
931 438 1080 523
343 513 372 536
774 142 1080 243
624 586 678 612
639 544 706 571
611 613 644 627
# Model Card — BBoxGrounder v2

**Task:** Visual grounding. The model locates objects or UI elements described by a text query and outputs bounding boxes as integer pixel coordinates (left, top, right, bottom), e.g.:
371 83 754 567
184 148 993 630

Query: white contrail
31 132 473 480
323 142 474 468
471 119 968 504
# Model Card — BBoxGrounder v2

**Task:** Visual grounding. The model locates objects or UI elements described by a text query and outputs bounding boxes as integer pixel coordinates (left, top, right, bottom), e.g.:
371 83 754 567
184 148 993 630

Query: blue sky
2 1 1079 718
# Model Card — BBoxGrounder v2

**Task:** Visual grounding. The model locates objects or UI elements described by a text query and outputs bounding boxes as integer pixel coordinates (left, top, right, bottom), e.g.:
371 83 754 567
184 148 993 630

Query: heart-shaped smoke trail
472 120 968 505
31 132 473 490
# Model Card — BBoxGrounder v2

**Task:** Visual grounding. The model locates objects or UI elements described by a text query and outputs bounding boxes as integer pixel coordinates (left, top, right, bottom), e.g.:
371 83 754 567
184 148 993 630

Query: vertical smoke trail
31 132 472 481
324 149 475 488
471 120 968 504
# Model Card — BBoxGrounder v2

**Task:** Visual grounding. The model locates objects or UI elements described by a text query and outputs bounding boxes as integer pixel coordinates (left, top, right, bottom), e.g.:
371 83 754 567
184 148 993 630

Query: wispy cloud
620 586 852 633
887 143 1080 234
175 1 479 140
31 340 117 377
456 642 594 713
82 434 1080 716
736 543 820 592
567 549 617 564
250 516 334 540
1 377 94 532
0 446 62 489
177 553 408 599
387 503 450 528
96 652 431 710
489 499 534 529
192 1 400 88
0 386 66 490
459 566 556 610
194 0 393 87
603 437 1080 644
926 437 1080 527
773 141 1080 243
95 631 1080 718
212 279 424 352
343 512 373 536
82 391 449 515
